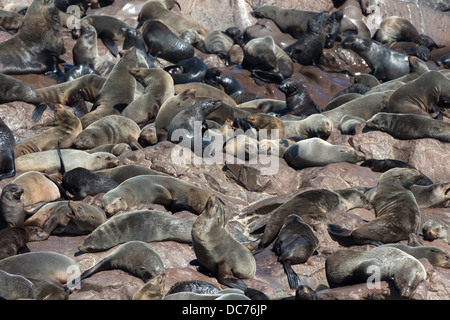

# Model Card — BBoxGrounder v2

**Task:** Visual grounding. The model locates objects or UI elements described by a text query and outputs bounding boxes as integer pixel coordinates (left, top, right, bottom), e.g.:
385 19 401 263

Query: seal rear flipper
283 260 300 290
218 276 248 292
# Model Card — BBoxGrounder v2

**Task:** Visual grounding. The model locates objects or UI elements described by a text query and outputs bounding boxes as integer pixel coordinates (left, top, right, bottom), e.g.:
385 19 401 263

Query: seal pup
272 214 319 290
78 209 194 252
0 0 65 78
80 241 164 283
328 168 424 245
270 78 321 117
0 73 51 123
366 112 450 142
325 246 426 297
101 175 213 216
422 219 449 243
164 57 208 84
283 138 365 170
386 71 450 118
0 118 16 181
121 67 174 125
0 184 25 229
379 243 450 268
74 115 142 150
411 183 450 209
12 171 61 206
341 35 409 81
191 195 256 290
15 105 82 157
0 227 29 260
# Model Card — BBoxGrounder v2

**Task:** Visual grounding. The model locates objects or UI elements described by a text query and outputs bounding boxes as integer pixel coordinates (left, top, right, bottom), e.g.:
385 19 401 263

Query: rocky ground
0 0 449 300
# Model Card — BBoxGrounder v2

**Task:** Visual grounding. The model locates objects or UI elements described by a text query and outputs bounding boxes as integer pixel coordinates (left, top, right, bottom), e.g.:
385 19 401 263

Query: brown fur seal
272 214 319 290
12 171 61 206
328 168 424 245
338 114 366 135
191 195 256 290
132 273 166 300
15 105 82 157
283 137 365 170
139 123 158 147
78 209 194 252
80 47 137 128
366 112 450 142
411 183 450 209
0 227 29 260
80 241 164 283
422 219 449 243
121 67 175 124
204 30 234 58
74 115 142 150
0 9 24 30
374 16 420 47
0 184 25 229
174 83 238 107
15 149 119 174
0 270 35 300
101 174 213 216
0 0 65 77
380 243 450 268
0 73 51 123
325 246 426 297
137 0 209 37
95 165 168 185
341 35 410 81
243 36 294 84
0 118 16 181
252 188 369 248
87 143 131 156
386 71 450 118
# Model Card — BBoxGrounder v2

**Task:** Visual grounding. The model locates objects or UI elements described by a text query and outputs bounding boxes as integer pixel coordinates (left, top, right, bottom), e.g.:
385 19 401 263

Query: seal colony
0 0 449 301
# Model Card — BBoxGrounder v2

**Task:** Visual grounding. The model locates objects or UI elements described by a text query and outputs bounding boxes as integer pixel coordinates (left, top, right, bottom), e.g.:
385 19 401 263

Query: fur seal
0 270 34 300
63 64 100 82
95 165 168 185
78 209 194 252
422 219 449 243
80 47 137 128
283 137 365 170
15 149 119 174
328 168 424 245
141 19 195 63
0 73 51 123
380 243 450 268
166 280 220 295
121 67 174 125
0 227 29 260
386 71 450 118
243 36 294 84
366 112 450 142
338 114 365 135
323 93 363 111
137 0 209 37
75 115 142 150
0 118 16 181
0 9 24 30
132 273 166 300
174 83 238 107
87 143 131 156
374 16 420 47
122 27 157 68
251 188 369 248
325 246 426 297
15 105 82 157
101 174 213 216
271 78 321 117
12 171 61 206
324 11 344 49
191 195 256 290
284 13 326 66
436 53 450 69
80 241 164 283
341 35 409 81
164 57 208 85
0 0 65 77
0 184 25 229
272 214 319 290
139 123 158 147
411 183 450 209
204 30 234 63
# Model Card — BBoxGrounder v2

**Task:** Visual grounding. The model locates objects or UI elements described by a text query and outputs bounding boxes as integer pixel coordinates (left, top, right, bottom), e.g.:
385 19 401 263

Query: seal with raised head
328 168 424 245
0 184 25 229
366 112 450 142
422 219 449 243
101 174 213 216
192 195 256 290
272 214 319 290
283 138 365 170
15 105 82 157
0 118 16 181
80 241 164 283
78 209 194 252
325 246 426 297
121 67 174 124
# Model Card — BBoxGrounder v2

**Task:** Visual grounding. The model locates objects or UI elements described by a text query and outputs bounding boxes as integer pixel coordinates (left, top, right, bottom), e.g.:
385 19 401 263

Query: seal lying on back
191 195 256 290
325 246 426 297
78 209 194 252
101 175 213 216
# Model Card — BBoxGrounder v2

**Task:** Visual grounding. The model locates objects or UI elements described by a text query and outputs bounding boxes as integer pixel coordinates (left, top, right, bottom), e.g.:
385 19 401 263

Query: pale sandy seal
12 171 61 207
0 184 25 229
78 209 194 252
80 241 164 283
325 246 426 297
422 219 449 243
191 195 256 290
283 137 365 170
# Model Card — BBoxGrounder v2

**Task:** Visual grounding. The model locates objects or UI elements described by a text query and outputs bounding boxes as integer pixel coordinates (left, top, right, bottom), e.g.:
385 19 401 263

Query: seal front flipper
100 35 119 57
31 103 48 122
283 260 300 290
167 200 199 215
